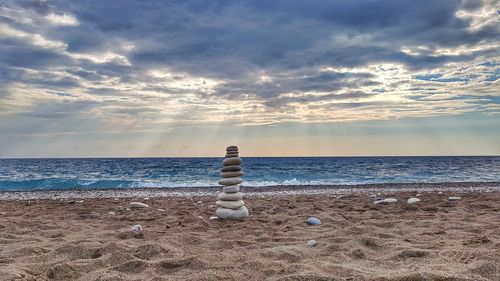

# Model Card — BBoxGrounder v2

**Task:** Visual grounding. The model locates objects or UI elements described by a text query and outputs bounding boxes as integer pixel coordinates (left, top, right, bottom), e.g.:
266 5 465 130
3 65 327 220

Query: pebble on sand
130 225 143 234
407 198 421 204
129 202 149 209
374 198 398 205
306 217 321 225
307 240 318 247
448 196 461 201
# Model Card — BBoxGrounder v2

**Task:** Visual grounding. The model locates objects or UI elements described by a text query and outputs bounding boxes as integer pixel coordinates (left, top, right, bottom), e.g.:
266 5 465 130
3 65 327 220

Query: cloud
0 0 498 132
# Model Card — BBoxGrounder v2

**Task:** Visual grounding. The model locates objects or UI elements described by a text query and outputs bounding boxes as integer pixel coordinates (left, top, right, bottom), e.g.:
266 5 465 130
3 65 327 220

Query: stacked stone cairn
215 145 249 219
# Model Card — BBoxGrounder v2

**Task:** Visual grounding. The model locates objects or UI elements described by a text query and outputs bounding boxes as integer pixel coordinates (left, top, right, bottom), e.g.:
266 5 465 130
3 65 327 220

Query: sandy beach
0 184 499 281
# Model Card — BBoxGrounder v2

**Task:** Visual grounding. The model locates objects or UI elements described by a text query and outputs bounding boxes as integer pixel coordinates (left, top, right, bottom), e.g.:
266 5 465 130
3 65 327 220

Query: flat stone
221 165 241 172
223 185 240 193
218 177 243 186
225 153 239 158
218 192 244 201
216 206 249 219
223 157 242 166
306 217 321 225
374 198 397 205
221 171 244 178
226 145 238 150
407 198 421 204
129 202 149 209
307 240 317 247
216 200 244 209
448 196 461 201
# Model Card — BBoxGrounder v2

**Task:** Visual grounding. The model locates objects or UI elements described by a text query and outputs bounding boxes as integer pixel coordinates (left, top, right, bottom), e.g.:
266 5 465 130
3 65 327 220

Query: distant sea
0 157 499 191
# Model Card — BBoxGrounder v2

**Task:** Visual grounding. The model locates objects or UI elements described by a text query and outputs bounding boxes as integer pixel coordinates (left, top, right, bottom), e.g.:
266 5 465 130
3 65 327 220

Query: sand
0 187 499 280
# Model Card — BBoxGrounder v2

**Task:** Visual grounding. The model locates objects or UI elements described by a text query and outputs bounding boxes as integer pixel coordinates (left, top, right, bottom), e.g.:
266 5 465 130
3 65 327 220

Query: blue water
0 157 499 191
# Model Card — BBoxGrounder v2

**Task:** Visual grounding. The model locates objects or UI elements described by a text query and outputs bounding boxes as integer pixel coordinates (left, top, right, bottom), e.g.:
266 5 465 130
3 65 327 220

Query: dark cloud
0 0 498 123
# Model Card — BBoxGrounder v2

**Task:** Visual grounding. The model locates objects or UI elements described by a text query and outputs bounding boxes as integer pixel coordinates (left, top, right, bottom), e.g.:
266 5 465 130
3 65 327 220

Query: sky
0 0 499 157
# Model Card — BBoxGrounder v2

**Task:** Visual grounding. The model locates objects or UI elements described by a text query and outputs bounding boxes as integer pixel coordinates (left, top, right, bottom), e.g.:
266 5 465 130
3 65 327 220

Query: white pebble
108 211 116 215
407 198 421 204
129 202 149 208
209 216 219 220
196 201 203 204
307 240 317 247
130 224 143 234
448 196 461 201
374 198 397 205
157 208 166 212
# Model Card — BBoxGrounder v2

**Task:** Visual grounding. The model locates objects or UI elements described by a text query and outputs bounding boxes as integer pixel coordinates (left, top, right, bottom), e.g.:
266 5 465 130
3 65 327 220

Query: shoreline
1 181 499 201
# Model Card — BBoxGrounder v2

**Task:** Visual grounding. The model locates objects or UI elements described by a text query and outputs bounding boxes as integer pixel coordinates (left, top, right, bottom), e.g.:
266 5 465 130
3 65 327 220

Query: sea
0 156 499 192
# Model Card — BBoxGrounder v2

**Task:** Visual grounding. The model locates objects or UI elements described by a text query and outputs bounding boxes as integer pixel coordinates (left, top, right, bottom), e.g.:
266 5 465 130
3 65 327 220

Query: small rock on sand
108 211 116 215
158 209 166 212
306 217 321 225
129 202 149 209
374 198 397 205
130 225 143 234
307 240 318 247
407 198 421 204
448 196 461 201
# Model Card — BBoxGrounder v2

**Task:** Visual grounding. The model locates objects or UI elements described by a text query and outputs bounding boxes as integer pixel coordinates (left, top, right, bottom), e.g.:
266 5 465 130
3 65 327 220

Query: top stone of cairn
225 145 239 158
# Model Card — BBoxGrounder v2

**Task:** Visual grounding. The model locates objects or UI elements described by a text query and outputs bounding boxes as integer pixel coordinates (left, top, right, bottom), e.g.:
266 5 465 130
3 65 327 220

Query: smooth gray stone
221 171 243 178
221 165 241 172
226 145 238 150
306 217 321 225
223 185 240 193
226 148 238 152
407 198 421 204
223 157 241 166
374 198 397 205
216 206 249 219
448 196 461 201
218 177 242 186
129 202 149 209
225 153 239 158
218 192 244 201
216 200 244 209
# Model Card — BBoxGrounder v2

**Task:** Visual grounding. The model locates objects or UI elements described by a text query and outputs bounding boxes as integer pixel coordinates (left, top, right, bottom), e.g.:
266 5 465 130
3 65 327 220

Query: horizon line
1 154 499 160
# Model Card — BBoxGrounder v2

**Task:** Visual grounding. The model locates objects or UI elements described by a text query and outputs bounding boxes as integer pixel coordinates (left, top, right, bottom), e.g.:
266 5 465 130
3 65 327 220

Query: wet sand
0 187 499 280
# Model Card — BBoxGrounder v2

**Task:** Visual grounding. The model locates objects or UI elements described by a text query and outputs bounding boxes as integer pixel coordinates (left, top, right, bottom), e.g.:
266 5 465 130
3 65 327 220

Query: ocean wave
0 178 351 191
